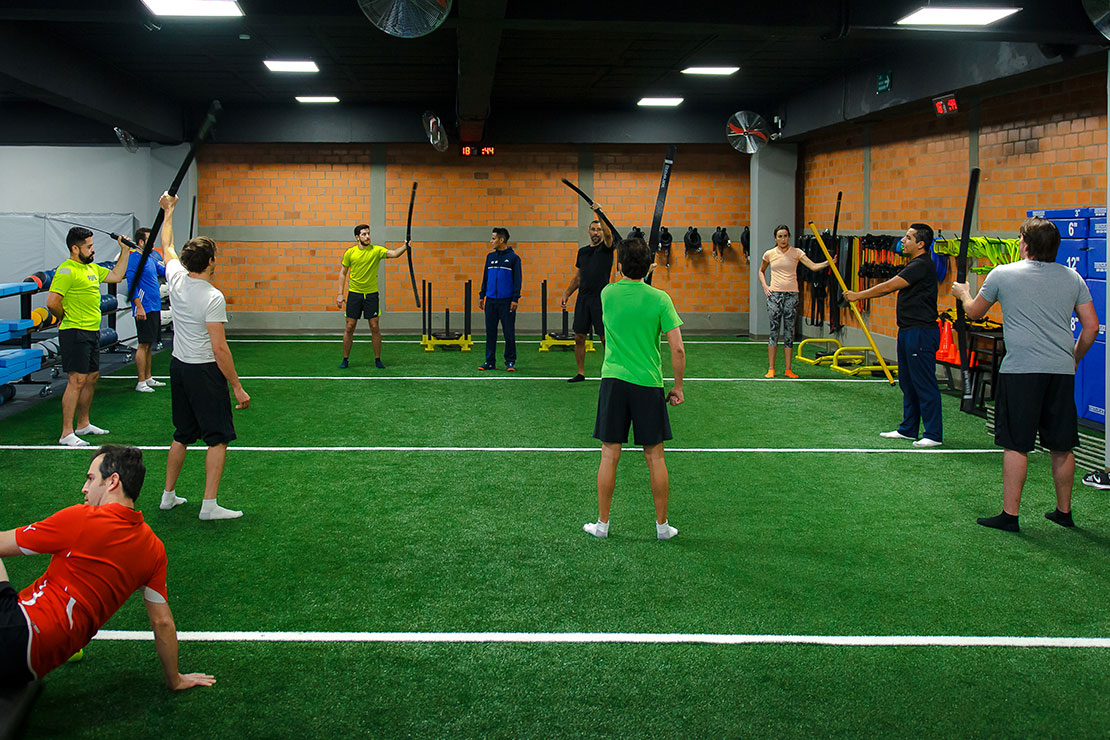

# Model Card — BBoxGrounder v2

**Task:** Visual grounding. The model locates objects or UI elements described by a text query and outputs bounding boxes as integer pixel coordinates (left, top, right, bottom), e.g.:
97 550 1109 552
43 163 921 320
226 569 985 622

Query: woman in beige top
758 225 828 378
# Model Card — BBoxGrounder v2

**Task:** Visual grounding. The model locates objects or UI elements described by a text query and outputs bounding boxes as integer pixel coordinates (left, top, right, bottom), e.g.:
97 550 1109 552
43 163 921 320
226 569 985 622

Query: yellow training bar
795 337 842 366
807 222 896 385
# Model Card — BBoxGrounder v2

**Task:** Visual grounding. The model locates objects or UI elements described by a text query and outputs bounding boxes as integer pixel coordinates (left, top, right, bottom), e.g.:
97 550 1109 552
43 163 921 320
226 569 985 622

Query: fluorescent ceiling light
296 96 340 104
141 0 244 16
265 60 319 73
638 98 684 107
896 6 1020 25
682 66 739 76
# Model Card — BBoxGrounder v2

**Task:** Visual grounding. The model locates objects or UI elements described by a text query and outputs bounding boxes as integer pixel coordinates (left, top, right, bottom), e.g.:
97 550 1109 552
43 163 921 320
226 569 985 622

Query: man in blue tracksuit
478 227 522 371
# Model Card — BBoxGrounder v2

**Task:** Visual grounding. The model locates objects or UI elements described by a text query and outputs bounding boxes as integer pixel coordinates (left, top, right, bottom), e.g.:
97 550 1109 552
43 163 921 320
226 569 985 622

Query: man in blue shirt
477 228 522 371
125 228 167 393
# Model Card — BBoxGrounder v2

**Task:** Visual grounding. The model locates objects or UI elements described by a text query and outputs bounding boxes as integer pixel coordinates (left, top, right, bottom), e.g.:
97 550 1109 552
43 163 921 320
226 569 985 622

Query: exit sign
876 72 892 94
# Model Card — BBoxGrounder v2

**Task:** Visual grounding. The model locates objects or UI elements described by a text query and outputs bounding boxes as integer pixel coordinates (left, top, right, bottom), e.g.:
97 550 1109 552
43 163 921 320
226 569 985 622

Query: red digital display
460 145 495 156
933 95 959 116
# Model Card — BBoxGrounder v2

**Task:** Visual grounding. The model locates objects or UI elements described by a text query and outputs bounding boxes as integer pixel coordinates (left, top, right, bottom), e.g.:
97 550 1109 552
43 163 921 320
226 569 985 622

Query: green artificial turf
2 338 1108 738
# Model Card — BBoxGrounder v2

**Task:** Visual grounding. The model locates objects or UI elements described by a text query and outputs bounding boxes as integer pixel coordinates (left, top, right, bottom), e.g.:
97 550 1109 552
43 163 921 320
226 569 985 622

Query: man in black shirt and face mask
561 203 614 383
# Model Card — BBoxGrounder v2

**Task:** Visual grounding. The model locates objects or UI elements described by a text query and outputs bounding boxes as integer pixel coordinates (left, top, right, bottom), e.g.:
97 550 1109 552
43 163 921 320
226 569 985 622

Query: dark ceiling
0 0 1105 143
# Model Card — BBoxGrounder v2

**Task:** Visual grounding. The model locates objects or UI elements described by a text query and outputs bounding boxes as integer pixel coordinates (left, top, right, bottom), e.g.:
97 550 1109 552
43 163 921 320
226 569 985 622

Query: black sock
1045 509 1075 527
977 511 1019 532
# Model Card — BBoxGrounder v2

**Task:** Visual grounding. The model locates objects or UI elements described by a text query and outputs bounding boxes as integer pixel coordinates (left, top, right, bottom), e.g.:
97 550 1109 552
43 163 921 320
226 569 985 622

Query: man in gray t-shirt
953 217 1098 532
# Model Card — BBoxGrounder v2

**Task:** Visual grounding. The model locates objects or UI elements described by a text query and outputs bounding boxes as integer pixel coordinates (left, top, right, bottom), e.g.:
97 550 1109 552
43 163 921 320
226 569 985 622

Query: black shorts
573 293 604 338
346 292 380 320
135 311 161 345
59 328 100 374
0 582 34 687
170 358 237 446
994 373 1079 453
594 377 672 446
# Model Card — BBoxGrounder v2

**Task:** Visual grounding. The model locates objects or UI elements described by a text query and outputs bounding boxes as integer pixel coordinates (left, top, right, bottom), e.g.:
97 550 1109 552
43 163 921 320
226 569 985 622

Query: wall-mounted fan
357 0 452 38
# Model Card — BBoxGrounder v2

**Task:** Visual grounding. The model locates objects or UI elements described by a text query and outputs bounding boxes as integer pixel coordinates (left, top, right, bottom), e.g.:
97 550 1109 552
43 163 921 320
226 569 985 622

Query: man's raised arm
159 193 180 263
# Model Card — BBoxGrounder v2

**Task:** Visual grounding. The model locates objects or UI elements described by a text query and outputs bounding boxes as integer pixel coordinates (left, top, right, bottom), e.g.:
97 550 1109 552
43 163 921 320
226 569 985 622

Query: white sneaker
136 381 154 393
880 430 915 440
656 522 679 540
59 433 89 447
583 522 608 538
913 438 942 448
145 378 166 387
75 423 109 436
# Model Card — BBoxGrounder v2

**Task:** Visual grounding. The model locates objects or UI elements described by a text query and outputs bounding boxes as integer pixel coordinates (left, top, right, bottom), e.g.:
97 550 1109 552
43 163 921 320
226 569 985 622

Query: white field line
91 629 1110 648
227 339 763 345
104 375 888 383
0 445 999 454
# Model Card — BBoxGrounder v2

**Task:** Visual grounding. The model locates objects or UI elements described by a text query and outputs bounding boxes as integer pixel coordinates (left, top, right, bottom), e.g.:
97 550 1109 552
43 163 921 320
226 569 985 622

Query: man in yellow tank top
336 224 411 369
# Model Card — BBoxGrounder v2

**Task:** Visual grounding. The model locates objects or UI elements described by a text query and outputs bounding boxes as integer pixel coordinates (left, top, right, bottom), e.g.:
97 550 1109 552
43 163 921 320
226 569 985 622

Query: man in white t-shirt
156 193 250 520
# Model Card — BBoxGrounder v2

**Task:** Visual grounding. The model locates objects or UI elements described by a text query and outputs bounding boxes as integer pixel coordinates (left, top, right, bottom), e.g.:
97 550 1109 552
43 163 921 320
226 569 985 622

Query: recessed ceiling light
896 6 1021 25
141 0 244 16
638 98 684 107
296 96 340 104
265 60 319 73
681 67 739 75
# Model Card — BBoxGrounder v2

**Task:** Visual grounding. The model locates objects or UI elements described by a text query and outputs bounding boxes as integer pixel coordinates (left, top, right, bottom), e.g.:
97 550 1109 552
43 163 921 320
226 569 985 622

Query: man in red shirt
0 446 213 690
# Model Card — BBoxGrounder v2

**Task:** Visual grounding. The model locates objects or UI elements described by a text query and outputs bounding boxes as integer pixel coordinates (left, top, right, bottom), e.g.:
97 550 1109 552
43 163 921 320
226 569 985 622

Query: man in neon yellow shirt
336 224 411 369
46 227 129 446
583 237 686 541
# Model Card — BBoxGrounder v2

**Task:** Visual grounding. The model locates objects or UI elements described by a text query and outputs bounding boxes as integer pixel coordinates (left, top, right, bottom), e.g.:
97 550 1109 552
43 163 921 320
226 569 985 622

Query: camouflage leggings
767 291 799 347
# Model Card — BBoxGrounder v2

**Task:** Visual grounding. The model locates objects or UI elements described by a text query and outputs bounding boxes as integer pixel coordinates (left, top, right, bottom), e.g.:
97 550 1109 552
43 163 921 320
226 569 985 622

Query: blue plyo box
1088 236 1107 279
0 349 44 368
0 282 37 297
1027 207 1107 220
1082 341 1105 424
1056 239 1086 275
1076 357 1086 420
1051 218 1089 239
1075 279 1107 342
0 319 34 333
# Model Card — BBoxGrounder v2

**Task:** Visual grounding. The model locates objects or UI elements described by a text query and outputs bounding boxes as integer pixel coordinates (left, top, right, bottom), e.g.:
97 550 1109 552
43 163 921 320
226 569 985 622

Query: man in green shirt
584 237 686 540
336 224 411 369
46 227 129 446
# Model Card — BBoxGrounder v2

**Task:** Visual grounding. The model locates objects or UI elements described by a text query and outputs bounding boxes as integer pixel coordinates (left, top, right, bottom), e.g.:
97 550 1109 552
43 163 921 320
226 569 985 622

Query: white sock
656 521 678 540
160 490 187 510
75 423 109 435
199 499 243 520
59 433 89 447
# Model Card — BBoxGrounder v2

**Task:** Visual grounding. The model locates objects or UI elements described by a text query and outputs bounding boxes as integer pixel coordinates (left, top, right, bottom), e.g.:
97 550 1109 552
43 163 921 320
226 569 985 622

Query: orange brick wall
198 143 750 318
802 130 866 231
594 146 750 313
978 73 1108 231
800 70 1108 341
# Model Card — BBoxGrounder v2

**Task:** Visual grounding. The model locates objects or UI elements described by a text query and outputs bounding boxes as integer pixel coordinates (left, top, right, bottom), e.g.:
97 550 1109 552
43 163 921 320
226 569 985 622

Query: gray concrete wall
748 144 798 337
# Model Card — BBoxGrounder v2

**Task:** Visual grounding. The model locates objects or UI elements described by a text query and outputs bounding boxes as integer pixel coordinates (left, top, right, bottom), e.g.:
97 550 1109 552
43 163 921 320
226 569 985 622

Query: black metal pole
541 279 548 337
464 280 472 337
